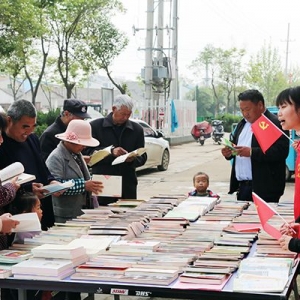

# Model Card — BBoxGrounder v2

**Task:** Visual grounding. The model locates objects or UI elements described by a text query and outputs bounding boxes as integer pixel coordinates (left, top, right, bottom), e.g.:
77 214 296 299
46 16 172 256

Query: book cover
112 148 146 165
42 180 75 197
0 250 32 263
88 145 113 167
92 174 122 197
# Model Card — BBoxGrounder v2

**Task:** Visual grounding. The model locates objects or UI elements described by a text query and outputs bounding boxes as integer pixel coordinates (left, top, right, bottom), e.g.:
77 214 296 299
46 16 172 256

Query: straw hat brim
55 133 99 147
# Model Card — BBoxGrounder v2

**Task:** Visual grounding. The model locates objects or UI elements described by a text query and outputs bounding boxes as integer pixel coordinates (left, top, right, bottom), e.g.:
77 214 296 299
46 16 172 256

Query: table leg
18 288 27 300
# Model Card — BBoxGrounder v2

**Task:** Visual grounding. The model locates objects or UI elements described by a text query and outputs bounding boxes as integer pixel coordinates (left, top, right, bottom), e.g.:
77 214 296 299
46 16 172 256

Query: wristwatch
111 146 116 155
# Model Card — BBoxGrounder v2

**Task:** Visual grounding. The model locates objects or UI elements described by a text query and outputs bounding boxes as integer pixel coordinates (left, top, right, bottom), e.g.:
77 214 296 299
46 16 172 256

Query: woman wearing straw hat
46 119 103 223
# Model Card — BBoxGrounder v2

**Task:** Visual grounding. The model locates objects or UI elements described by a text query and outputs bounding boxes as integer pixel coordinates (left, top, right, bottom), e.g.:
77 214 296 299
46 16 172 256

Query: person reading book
188 172 219 199
276 86 300 253
46 119 103 223
9 192 66 300
0 113 21 244
40 99 91 161
84 94 147 205
221 89 289 203
11 192 42 244
0 100 64 231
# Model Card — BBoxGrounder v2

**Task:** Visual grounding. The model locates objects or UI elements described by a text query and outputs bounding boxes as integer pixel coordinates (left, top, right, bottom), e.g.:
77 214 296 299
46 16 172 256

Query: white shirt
235 121 252 181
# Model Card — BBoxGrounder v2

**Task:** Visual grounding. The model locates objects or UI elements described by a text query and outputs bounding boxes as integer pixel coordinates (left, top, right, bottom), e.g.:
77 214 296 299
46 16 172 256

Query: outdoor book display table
0 247 298 300
2 196 300 300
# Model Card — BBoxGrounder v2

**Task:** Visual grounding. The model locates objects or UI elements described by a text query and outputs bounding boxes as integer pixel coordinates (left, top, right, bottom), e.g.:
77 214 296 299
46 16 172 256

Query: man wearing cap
40 99 90 161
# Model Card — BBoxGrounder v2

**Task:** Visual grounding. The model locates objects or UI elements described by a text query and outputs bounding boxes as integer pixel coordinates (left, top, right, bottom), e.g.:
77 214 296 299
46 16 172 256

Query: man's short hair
238 89 265 105
63 99 90 119
7 100 36 122
113 95 134 111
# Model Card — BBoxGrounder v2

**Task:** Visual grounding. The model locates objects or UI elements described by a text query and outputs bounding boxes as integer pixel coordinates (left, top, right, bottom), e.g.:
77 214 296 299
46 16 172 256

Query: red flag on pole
252 192 282 239
251 114 283 153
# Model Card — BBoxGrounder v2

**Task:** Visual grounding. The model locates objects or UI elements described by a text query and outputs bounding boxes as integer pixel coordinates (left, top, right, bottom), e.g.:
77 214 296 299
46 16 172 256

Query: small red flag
252 192 282 240
251 114 283 153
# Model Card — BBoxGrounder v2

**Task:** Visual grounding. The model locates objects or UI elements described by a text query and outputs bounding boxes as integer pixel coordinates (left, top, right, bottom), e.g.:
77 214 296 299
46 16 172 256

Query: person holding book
188 172 219 199
0 100 62 231
85 94 147 205
40 99 91 161
221 89 289 203
9 192 67 300
46 119 103 223
11 191 42 244
0 113 21 245
276 86 300 252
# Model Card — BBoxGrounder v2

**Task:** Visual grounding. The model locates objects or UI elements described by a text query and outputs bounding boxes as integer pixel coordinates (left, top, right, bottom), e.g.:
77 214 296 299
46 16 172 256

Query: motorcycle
211 119 224 145
191 121 213 146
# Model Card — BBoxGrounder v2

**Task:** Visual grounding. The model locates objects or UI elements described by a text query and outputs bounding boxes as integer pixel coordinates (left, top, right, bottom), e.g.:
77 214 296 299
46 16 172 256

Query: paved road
137 139 295 202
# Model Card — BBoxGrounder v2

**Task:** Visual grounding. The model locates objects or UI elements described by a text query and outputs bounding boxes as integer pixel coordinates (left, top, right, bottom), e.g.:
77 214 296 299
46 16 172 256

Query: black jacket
227 109 289 202
40 116 66 161
85 113 147 203
0 132 55 229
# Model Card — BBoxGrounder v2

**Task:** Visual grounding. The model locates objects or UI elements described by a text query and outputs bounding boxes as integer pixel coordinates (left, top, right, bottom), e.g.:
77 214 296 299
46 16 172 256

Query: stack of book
0 250 33 279
163 196 218 221
12 244 89 281
121 267 181 286
233 257 294 292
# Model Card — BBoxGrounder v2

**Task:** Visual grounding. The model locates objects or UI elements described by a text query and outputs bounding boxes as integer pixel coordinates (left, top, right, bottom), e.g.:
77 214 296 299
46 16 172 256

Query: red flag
252 192 282 239
251 114 283 153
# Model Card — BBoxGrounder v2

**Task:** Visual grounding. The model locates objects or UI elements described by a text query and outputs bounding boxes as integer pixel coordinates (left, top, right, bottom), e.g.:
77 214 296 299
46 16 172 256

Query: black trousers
236 181 253 201
236 181 281 203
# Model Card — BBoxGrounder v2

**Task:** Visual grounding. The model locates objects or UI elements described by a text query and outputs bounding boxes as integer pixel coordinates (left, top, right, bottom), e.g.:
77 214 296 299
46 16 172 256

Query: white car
132 119 170 171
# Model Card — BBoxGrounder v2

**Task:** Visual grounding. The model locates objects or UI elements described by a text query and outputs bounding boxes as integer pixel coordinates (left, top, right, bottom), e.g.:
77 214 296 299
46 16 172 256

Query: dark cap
63 99 90 119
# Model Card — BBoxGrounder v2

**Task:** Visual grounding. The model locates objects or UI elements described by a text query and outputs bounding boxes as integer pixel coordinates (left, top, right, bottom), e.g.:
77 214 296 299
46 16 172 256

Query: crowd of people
1 88 300 298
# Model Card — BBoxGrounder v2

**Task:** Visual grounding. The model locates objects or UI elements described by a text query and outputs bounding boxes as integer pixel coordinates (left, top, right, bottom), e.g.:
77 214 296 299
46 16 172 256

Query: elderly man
40 99 90 161
85 94 147 205
0 100 60 230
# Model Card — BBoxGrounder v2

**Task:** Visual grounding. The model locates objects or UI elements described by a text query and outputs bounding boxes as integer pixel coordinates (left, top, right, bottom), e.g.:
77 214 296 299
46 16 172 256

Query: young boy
188 172 219 199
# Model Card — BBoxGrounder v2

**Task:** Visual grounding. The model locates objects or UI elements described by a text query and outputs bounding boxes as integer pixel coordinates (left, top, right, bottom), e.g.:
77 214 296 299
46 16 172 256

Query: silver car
132 119 170 171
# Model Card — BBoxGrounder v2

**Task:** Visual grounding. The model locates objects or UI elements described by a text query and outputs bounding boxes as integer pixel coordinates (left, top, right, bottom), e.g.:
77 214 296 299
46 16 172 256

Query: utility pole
145 0 154 125
285 23 290 78
170 0 179 100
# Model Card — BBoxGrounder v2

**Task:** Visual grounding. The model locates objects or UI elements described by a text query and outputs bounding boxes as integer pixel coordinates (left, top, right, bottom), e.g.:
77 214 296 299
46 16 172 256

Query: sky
106 0 300 82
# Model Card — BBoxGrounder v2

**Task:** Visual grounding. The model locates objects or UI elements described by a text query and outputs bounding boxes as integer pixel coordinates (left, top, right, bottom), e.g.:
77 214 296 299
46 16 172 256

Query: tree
217 48 245 114
190 45 223 116
245 43 288 105
46 0 125 98
0 0 49 105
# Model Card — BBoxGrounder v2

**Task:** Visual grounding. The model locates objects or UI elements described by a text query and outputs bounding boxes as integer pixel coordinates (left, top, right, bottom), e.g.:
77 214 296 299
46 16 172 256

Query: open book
0 162 36 185
221 138 237 155
112 148 146 165
92 175 122 197
12 212 41 232
88 145 113 167
42 180 75 197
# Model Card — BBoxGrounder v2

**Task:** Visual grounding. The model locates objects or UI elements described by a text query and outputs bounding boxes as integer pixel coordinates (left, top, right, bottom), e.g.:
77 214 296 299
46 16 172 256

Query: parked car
132 119 170 171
